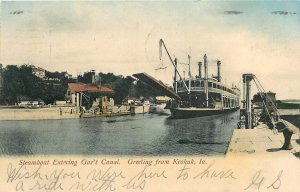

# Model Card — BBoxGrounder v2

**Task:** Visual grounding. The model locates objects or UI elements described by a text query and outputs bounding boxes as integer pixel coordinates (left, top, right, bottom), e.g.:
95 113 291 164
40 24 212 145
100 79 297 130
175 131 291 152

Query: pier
228 73 300 158
227 120 300 158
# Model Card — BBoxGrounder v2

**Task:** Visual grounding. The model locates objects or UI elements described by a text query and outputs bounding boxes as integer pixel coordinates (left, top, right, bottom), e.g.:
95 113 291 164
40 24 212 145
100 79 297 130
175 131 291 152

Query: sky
1 0 300 99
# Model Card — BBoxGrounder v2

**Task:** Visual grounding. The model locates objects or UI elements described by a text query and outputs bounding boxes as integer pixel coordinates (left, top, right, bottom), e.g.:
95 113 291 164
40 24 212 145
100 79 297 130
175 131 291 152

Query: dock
80 111 131 118
226 120 300 158
0 106 80 121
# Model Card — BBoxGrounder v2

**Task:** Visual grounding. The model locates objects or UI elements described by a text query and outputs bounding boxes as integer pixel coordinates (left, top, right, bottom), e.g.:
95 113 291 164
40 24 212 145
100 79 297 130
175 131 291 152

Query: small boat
149 96 171 115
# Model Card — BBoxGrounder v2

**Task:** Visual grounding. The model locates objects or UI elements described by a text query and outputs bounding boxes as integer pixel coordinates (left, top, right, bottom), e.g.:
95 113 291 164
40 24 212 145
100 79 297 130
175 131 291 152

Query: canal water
0 111 239 156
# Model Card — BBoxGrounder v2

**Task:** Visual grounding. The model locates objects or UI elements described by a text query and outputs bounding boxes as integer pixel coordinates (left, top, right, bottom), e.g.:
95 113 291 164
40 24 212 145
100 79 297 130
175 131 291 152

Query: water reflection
161 112 239 156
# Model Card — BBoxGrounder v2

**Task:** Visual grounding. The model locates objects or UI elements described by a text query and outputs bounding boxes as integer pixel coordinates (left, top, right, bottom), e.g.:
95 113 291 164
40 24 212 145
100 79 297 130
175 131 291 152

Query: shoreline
1 108 300 122
0 104 152 121
0 107 80 121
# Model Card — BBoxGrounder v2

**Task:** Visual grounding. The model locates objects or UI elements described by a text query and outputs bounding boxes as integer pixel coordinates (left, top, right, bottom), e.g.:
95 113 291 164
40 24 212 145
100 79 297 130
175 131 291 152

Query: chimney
217 60 221 82
198 62 202 78
91 70 96 84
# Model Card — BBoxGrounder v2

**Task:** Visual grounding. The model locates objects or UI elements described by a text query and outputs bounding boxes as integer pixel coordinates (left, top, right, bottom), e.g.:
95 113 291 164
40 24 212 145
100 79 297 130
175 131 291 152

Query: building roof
33 67 45 72
68 83 113 94
267 91 276 95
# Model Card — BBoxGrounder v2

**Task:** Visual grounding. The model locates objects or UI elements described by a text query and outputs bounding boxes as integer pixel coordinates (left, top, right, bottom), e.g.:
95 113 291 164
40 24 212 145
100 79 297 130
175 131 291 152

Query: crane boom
159 39 190 93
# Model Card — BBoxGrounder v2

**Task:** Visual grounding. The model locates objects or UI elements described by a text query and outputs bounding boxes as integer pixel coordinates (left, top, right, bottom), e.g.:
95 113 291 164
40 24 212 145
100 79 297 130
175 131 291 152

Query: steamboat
134 39 240 119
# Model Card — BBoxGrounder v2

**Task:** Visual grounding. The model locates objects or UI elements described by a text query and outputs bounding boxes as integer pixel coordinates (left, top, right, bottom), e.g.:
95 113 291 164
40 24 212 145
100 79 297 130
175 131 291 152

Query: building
62 71 72 79
32 67 46 78
66 83 113 107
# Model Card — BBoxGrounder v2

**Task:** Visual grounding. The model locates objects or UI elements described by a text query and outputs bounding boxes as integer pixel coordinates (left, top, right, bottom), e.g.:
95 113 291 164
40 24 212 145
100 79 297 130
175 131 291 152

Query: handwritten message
5 158 285 191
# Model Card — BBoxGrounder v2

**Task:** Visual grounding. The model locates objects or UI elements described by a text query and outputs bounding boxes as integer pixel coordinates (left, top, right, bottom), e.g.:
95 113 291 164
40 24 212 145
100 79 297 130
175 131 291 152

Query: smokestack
204 54 208 108
198 62 202 78
217 60 221 82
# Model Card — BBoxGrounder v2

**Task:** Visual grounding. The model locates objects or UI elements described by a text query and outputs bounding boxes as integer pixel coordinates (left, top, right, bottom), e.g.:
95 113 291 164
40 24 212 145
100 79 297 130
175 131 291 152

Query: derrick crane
159 39 190 93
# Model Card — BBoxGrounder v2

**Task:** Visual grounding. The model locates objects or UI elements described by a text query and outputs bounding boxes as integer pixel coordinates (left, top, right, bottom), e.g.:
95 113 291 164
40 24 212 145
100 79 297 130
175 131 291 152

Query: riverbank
0 107 79 121
0 104 153 121
226 120 300 158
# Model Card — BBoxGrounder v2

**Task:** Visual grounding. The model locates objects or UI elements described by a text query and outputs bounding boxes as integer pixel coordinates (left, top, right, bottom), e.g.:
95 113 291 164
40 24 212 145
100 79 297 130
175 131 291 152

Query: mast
49 28 52 66
204 54 209 108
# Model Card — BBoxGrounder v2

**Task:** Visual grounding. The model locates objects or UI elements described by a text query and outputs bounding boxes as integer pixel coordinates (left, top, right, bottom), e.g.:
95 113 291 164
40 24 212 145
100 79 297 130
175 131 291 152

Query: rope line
254 76 287 127
251 75 299 142
253 79 278 135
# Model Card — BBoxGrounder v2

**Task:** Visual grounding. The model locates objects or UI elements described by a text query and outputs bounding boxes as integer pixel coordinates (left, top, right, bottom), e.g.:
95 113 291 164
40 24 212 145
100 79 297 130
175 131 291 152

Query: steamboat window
213 83 216 88
200 81 204 87
196 81 200 87
191 81 195 87
208 82 212 87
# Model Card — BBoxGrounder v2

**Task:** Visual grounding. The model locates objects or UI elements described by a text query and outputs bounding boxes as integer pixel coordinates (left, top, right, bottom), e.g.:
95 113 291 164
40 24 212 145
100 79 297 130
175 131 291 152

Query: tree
253 92 265 103
1 65 40 104
78 71 95 84
1 64 68 105
112 77 132 104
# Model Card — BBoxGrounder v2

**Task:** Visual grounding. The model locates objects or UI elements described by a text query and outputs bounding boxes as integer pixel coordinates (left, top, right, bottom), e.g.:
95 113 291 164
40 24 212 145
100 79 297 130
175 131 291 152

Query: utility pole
174 58 178 93
242 73 254 129
188 55 191 93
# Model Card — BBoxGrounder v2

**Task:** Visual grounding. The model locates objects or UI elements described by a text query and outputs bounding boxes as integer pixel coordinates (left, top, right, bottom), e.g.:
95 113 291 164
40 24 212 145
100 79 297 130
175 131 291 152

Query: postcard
0 0 299 191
